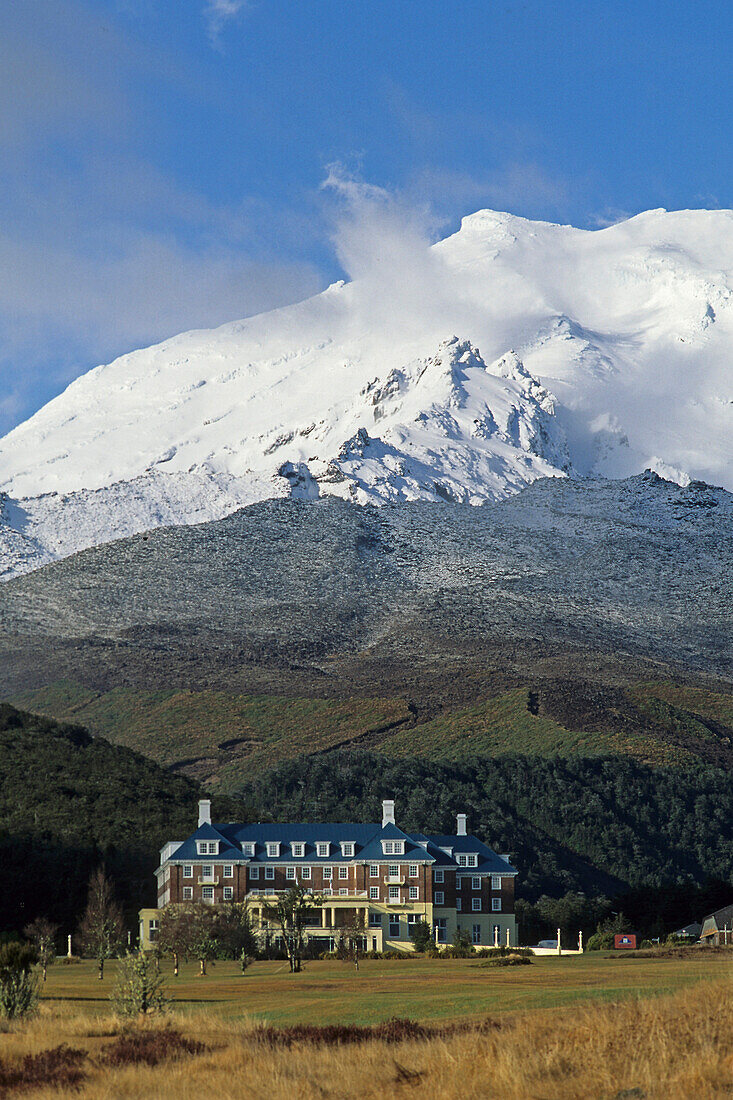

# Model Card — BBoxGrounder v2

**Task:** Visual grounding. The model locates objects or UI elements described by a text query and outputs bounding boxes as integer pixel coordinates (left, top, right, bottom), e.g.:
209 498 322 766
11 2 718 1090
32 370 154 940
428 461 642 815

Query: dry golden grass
1 976 732 1098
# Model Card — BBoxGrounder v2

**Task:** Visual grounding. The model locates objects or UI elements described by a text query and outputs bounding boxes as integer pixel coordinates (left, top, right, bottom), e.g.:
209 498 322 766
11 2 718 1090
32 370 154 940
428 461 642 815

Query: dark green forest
1 705 731 941
237 751 733 898
0 704 240 932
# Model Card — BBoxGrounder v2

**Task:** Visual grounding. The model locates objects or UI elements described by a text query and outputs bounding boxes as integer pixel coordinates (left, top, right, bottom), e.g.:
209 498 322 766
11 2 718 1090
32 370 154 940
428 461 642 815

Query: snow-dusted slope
1 206 733 577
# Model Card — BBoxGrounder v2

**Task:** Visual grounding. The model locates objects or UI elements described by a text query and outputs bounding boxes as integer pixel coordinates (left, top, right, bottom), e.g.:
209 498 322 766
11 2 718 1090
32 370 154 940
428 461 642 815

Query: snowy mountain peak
2 205 733 577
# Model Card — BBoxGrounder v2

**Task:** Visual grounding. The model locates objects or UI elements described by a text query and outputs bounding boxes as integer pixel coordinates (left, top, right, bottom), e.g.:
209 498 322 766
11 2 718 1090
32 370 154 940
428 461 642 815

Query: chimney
382 799 395 827
198 799 211 827
456 813 467 836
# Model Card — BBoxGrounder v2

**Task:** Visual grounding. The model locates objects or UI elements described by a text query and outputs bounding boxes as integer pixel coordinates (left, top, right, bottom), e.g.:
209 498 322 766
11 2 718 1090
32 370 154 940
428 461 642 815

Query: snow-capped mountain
1 206 733 578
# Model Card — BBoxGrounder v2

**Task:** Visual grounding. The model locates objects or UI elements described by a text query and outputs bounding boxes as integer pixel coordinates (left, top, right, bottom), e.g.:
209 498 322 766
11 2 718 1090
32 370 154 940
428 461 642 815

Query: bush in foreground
111 951 168 1017
0 943 40 1020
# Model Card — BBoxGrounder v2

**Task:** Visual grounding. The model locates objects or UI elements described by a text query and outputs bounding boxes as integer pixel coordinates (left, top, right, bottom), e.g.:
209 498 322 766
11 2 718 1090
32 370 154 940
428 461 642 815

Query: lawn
41 951 731 1026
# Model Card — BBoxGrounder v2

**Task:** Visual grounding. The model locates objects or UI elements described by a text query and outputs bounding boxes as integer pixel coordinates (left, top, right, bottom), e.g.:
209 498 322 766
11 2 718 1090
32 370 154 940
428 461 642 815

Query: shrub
111 951 168 1018
408 920 433 953
100 1029 208 1067
0 1045 86 1092
476 953 533 968
254 1016 501 1048
0 943 40 1020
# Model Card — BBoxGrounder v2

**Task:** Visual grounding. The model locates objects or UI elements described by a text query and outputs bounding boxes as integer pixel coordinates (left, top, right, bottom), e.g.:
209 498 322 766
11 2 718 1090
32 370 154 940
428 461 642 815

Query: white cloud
203 0 248 47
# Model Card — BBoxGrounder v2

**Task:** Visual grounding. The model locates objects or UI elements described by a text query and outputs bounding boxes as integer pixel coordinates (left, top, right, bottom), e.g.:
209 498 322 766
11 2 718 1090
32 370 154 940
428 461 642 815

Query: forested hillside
237 751 733 901
0 704 239 932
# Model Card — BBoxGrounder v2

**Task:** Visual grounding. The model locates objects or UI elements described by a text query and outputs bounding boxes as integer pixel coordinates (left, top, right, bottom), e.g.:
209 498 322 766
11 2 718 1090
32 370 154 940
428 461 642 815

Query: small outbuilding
700 904 733 945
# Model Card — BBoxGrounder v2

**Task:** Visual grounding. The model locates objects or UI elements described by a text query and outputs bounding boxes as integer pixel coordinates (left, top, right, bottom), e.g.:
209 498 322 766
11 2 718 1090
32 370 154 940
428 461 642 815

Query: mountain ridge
2 206 733 577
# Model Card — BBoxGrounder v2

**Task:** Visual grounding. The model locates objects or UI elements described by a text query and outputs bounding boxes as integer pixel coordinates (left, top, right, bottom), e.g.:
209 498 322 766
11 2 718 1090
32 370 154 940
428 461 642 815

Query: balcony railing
198 876 219 885
384 876 405 885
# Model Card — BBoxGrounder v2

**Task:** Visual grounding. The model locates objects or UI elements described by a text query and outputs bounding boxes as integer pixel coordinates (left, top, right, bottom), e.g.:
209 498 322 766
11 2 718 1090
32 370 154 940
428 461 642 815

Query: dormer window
266 842 280 858
458 854 468 867
382 840 405 855
197 841 218 855
316 842 330 858
439 846 453 857
467 854 478 868
340 842 355 857
242 843 255 857
291 843 306 858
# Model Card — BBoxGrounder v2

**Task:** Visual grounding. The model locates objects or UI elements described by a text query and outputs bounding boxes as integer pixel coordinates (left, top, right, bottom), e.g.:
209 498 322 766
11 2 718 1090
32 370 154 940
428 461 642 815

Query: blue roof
166 820 517 874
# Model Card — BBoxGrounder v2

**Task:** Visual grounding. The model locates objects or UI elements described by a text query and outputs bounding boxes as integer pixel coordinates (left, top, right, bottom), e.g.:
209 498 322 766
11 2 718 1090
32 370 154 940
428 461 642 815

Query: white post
494 925 499 948
578 930 583 953
67 933 72 958
506 928 511 947
557 927 562 956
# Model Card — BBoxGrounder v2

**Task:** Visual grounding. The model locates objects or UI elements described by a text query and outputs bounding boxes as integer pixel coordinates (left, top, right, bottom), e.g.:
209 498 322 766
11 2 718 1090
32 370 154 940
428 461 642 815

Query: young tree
262 886 323 973
409 919 433 953
336 910 365 969
212 903 256 973
157 904 196 977
23 917 58 981
111 950 168 1017
77 866 125 980
0 942 40 1020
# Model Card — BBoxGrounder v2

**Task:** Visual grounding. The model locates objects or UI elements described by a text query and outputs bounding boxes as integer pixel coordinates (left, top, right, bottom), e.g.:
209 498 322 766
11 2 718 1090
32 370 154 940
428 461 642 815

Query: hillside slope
1 475 731 786
2 207 733 576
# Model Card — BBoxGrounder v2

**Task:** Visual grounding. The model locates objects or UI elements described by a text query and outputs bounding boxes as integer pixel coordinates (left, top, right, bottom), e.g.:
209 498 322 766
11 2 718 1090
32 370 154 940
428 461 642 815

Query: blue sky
2 0 732 434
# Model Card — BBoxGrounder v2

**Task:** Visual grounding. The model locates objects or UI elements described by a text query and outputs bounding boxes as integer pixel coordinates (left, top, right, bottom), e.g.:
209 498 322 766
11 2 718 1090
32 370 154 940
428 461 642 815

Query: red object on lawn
614 934 637 949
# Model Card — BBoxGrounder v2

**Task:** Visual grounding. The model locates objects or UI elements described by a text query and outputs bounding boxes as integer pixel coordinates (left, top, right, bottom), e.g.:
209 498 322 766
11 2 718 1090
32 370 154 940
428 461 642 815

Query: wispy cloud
203 0 248 48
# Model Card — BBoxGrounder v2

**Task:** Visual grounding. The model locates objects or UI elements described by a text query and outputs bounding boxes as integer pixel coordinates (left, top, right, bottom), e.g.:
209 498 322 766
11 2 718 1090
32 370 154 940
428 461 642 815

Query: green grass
42 953 732 1026
378 687 685 765
9 682 410 786
11 678 733 790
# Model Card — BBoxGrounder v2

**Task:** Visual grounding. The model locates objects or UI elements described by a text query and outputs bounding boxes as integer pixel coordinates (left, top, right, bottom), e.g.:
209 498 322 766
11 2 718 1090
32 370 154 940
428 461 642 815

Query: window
409 864 418 878
291 843 305 858
388 864 399 877
472 924 481 945
286 866 296 880
370 886 379 899
389 918 400 938
266 842 280 858
201 865 214 880
456 898 462 911
302 866 311 879
467 854 478 868
223 886 233 900
434 869 444 883
340 842 354 857
339 866 348 879
197 841 218 855
183 886 193 900
316 842 330 857
472 877 481 890
149 919 159 943
322 866 332 880
242 843 255 857
409 885 418 900
457 855 468 867
434 891 444 905
472 898 481 911
369 912 381 927
339 888 348 896
202 887 214 903
407 913 418 926
183 865 193 878
492 898 502 911
265 867 274 880
249 866 260 880
382 840 405 855
370 864 379 878
224 865 233 879
388 885 400 900
456 877 462 890
435 918 447 943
